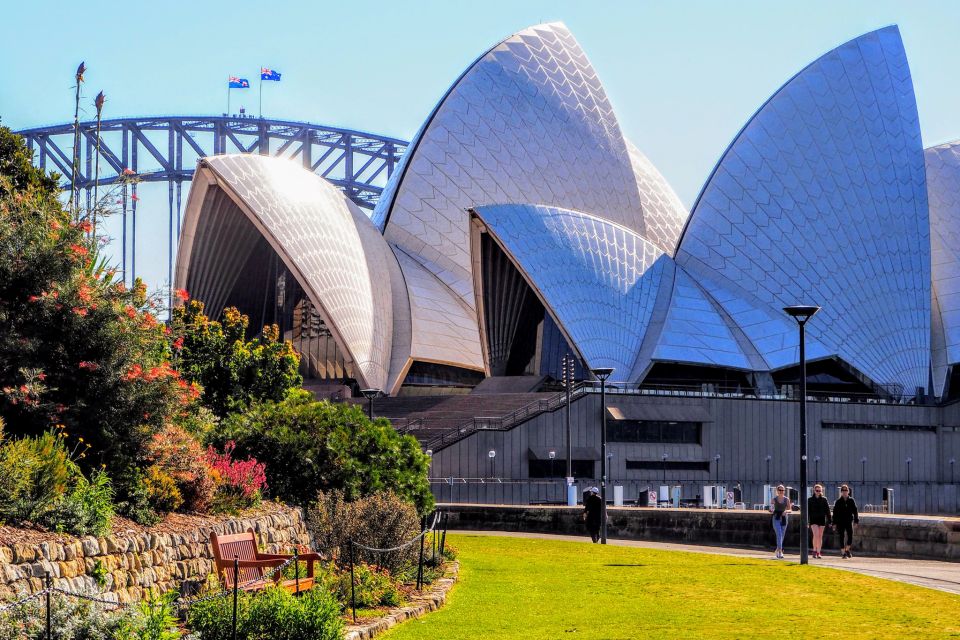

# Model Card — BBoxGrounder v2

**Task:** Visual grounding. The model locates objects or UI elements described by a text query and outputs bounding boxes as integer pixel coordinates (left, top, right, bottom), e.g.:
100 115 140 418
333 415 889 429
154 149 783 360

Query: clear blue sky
2 1 959 292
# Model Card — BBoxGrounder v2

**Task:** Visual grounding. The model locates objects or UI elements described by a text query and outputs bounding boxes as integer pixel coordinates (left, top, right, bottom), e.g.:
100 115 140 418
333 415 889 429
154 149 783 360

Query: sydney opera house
175 23 960 510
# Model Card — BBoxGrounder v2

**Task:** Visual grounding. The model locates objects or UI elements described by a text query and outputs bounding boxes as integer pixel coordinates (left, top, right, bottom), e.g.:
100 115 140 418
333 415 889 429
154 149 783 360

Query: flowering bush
144 425 215 513
207 441 266 513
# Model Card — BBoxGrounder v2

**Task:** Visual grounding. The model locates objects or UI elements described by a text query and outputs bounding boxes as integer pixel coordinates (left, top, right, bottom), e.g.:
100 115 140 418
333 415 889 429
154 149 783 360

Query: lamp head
425 449 433 457
590 367 615 382
548 450 556 460
488 450 496 458
783 305 821 325
661 453 668 461
814 455 821 462
360 388 382 399
906 457 912 464
714 454 721 461
860 457 867 463
765 454 772 461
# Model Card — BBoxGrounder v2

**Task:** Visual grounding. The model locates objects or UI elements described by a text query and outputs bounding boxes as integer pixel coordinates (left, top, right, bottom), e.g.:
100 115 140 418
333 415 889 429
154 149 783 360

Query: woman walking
833 484 860 558
769 484 792 559
583 487 602 544
808 484 831 558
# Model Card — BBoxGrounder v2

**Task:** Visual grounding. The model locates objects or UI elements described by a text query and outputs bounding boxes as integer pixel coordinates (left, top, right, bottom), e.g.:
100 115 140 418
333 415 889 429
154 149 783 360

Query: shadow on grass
603 563 648 567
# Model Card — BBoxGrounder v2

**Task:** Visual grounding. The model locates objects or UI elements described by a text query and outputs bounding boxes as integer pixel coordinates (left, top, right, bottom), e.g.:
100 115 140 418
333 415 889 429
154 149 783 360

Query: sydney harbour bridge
16 116 408 295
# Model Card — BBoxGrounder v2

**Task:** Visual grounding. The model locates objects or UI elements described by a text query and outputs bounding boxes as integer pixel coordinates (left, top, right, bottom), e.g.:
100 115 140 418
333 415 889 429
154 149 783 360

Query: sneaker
847 550 853 558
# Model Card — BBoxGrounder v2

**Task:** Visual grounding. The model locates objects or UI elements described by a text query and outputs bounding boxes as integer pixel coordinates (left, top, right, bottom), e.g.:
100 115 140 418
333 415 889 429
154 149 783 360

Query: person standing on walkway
770 484 791 559
833 484 859 558
808 483 831 559
583 487 602 544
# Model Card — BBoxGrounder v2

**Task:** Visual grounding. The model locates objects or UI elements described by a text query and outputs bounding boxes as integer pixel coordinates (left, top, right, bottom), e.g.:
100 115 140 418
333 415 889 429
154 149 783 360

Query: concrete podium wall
441 504 960 562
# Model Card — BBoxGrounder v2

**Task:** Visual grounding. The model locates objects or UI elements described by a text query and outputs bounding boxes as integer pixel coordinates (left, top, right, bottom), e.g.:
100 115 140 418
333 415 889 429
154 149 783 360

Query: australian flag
228 76 250 89
261 67 281 81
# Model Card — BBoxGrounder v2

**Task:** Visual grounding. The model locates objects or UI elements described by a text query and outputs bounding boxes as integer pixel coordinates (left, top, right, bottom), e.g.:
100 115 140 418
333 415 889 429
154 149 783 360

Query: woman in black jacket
808 483 831 559
832 484 860 558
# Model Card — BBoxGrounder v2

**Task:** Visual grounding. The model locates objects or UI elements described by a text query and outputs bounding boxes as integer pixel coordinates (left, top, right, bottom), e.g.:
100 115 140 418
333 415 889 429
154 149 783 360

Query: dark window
822 422 937 433
626 460 711 472
528 460 595 479
608 420 701 444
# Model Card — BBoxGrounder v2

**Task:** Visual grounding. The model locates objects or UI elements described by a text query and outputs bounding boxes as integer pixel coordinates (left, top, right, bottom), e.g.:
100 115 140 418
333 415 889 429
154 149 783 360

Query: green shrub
39 469 114 536
217 395 433 513
124 589 181 640
308 490 420 573
0 430 113 535
186 585 343 640
0 588 137 639
334 563 403 609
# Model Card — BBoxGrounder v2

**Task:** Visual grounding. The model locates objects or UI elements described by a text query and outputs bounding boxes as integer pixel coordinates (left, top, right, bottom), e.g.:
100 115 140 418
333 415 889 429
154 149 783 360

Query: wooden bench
210 529 323 593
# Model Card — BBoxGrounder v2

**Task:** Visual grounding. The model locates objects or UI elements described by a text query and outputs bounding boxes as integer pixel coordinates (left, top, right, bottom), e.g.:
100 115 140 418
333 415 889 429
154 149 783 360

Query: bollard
232 556 239 640
349 541 357 623
45 572 51 640
294 548 299 594
416 515 426 590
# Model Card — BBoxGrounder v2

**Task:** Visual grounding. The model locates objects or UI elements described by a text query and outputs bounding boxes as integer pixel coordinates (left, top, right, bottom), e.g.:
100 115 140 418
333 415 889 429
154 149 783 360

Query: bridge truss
16 116 408 294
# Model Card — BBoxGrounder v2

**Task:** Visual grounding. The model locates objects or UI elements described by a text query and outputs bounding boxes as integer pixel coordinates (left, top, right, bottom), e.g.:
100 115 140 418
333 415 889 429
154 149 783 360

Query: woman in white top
769 484 792 559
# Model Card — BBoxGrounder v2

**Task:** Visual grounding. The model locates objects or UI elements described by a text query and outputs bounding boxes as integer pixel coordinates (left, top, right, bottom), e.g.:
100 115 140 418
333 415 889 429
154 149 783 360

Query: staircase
349 383 592 452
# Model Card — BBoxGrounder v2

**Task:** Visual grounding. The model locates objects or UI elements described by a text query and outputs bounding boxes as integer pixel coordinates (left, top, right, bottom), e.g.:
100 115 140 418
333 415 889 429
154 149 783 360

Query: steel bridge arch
16 115 408 210
15 116 408 292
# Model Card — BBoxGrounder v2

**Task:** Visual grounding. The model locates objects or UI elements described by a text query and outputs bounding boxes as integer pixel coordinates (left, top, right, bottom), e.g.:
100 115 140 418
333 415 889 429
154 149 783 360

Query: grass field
384 534 960 640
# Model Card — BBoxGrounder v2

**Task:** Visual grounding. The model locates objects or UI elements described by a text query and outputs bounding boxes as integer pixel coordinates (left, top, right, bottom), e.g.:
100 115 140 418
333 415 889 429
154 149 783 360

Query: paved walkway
457 530 960 595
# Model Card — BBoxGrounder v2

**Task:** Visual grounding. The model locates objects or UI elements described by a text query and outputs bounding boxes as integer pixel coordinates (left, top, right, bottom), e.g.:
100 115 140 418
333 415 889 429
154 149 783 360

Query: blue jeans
772 516 788 550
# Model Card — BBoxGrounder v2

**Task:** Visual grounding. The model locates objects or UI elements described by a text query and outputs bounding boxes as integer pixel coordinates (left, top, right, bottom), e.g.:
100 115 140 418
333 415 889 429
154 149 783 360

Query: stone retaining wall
443 504 960 561
0 506 310 604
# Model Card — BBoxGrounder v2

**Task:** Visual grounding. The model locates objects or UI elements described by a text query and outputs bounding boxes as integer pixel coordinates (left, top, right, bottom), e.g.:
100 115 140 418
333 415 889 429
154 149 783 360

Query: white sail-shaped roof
472 204 669 382
675 26 930 392
374 21 644 313
175 154 404 391
924 141 960 396
624 139 689 255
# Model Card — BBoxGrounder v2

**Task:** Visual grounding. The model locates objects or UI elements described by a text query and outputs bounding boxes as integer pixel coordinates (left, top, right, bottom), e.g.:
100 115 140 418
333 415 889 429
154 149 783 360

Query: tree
169 299 302 418
0 125 198 513
216 392 434 514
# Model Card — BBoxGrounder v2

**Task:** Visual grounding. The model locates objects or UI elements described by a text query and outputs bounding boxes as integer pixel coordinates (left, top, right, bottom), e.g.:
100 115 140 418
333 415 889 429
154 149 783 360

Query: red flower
72 307 88 317
172 336 184 350
19 385 28 394
76 220 92 233
78 361 99 371
124 364 143 381
174 288 189 301
68 244 89 258
124 306 137 319
37 373 46 381
27 295 39 302
50 220 62 231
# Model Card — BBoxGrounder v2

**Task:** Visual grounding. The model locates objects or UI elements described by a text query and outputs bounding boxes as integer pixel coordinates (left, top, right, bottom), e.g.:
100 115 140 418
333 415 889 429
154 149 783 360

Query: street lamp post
549 449 557 481
950 458 956 484
814 455 821 484
766 454 772 485
906 457 912 484
563 354 575 504
861 457 867 486
784 304 820 566
488 450 496 481
714 454 721 485
360 388 381 419
591 367 614 544
662 452 669 483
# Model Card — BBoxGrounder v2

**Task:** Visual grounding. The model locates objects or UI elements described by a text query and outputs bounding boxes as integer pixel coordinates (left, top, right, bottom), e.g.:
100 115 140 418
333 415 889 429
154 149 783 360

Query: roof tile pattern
625 139 689 255
376 22 643 312
924 141 960 393
202 155 399 390
676 26 930 392
474 204 667 382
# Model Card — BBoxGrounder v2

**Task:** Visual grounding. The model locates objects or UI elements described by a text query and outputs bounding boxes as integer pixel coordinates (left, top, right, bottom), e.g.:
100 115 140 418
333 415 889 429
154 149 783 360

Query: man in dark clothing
832 484 860 558
583 487 602 543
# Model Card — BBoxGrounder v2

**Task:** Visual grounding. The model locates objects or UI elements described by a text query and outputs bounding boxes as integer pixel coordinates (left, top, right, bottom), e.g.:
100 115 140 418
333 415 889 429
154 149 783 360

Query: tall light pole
591 367 614 544
950 458 956 484
766 454 772 485
784 304 819 566
488 450 496 480
906 457 912 484
861 457 867 486
814 455 821 484
714 454 721 485
360 388 381 419
549 449 557 481
562 354 575 504
662 452 669 483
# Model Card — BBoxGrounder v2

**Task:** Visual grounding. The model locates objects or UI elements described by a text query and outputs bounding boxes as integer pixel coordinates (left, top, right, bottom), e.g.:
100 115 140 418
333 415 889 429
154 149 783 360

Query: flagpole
259 73 263 118
227 83 231 116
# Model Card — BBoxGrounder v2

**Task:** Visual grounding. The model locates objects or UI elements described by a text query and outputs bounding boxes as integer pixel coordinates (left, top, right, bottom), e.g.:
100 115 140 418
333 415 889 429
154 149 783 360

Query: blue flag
228 76 250 89
261 67 281 81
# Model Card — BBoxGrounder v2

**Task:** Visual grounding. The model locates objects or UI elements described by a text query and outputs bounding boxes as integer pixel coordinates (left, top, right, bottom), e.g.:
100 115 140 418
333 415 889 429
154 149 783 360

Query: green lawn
384 534 960 640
